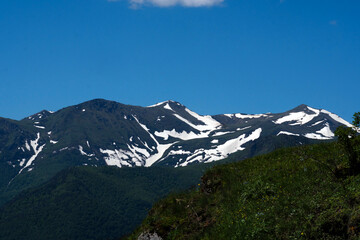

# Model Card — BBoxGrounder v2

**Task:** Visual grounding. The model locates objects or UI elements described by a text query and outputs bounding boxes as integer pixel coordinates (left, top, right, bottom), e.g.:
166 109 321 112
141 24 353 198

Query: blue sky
0 0 359 122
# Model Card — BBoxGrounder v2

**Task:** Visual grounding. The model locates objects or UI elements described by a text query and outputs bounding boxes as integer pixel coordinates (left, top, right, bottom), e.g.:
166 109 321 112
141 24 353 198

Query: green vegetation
128 114 360 240
335 112 360 175
0 164 210 240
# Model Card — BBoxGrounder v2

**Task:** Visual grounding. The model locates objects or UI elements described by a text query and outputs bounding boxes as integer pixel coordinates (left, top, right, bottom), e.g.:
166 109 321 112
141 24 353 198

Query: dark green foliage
128 140 360 240
353 112 360 127
0 164 209 240
334 112 360 175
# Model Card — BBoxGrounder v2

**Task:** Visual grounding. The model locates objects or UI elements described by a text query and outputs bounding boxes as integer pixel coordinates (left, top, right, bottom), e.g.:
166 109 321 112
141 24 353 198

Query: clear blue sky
0 0 359 122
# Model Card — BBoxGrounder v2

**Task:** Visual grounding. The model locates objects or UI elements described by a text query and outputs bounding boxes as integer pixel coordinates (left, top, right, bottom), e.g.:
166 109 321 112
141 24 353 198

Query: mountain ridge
0 99 352 205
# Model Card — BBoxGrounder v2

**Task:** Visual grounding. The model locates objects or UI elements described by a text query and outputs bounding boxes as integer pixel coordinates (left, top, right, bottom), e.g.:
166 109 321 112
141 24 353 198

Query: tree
353 112 360 130
335 112 360 175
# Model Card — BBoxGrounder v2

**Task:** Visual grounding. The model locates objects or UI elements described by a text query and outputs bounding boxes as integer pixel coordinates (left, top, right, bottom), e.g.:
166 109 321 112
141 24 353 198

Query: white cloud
123 0 224 8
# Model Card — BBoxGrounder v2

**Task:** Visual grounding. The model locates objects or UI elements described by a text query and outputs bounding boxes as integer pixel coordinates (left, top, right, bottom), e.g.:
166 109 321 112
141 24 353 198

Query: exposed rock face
137 232 163 240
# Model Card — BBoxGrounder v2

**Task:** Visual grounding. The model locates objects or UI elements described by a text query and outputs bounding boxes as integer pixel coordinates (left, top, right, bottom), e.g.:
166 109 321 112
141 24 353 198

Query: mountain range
0 99 355 240
0 99 352 205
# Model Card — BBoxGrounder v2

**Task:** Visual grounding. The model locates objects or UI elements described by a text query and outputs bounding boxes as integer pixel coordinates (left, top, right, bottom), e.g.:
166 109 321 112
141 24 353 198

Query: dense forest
0 165 209 240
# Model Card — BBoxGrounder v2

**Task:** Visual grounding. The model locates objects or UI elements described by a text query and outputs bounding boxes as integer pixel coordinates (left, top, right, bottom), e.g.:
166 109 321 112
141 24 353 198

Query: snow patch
316 123 334 138
25 141 31 151
79 145 95 157
147 101 168 108
236 126 252 131
164 103 174 111
212 131 235 137
224 113 267 119
100 148 133 167
274 111 319 125
310 120 324 127
277 131 300 137
34 125 45 129
100 143 150 168
50 140 58 144
164 150 192 160
303 133 330 140
320 109 353 128
184 108 222 131
304 123 335 140
155 129 204 141
19 158 26 167
274 107 351 128
17 133 45 175
307 106 320 114
133 116 176 166
178 128 262 167
127 144 150 159
173 114 218 134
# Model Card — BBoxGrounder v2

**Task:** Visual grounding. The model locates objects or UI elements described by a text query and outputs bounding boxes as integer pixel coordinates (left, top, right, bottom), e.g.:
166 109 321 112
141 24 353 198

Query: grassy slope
128 141 360 240
0 164 211 240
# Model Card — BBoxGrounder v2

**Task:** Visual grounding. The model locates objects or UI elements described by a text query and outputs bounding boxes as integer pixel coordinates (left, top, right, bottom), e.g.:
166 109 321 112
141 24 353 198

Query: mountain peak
82 98 119 106
77 99 131 112
289 104 320 113
147 100 184 108
292 104 309 111
25 109 53 121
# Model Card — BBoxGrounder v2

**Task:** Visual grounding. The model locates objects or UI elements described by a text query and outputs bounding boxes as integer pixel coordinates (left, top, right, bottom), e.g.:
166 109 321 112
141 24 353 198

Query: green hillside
0 164 211 240
128 132 360 239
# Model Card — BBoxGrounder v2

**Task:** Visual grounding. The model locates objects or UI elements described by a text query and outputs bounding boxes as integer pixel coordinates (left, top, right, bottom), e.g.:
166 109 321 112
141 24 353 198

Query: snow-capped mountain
0 99 353 203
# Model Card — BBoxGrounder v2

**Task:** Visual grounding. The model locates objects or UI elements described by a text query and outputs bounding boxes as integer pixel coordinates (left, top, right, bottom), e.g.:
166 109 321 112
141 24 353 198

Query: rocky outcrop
137 232 163 240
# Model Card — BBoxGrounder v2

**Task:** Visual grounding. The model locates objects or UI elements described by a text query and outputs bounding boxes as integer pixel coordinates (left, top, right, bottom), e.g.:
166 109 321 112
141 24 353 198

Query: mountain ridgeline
0 99 356 240
0 99 352 205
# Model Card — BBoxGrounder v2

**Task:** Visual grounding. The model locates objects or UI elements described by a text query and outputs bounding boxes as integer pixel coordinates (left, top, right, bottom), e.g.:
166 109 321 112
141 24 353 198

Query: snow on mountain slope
274 111 318 125
320 109 353 128
7 133 46 185
271 105 354 140
277 131 300 137
224 113 268 119
184 108 221 131
1 100 354 185
175 128 263 167
154 129 201 141
24 133 45 170
304 123 335 140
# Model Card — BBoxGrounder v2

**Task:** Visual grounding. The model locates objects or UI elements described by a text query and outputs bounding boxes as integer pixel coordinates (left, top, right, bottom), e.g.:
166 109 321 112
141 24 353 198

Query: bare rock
137 232 163 240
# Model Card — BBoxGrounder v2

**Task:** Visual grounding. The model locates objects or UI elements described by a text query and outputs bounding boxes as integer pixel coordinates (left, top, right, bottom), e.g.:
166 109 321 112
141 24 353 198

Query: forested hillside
0 165 208 240
128 114 360 239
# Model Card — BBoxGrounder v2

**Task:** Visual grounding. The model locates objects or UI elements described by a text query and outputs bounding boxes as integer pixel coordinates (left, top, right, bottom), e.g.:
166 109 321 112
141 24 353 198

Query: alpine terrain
0 99 356 240
0 99 352 205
